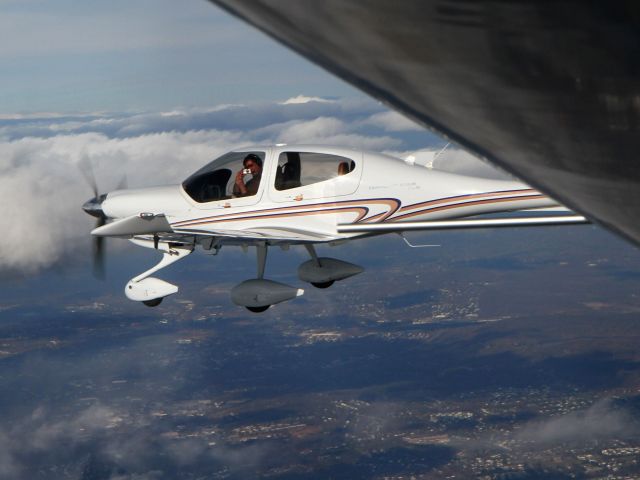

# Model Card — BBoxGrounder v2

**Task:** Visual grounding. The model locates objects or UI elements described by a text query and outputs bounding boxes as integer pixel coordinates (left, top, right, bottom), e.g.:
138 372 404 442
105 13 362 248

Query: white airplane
82 144 587 312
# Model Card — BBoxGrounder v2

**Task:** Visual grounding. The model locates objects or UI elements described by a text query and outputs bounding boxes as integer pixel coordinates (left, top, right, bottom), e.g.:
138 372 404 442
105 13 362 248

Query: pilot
233 154 262 197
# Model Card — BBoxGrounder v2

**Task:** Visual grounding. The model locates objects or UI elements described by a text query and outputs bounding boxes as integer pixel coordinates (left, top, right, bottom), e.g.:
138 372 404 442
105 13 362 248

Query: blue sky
0 0 362 113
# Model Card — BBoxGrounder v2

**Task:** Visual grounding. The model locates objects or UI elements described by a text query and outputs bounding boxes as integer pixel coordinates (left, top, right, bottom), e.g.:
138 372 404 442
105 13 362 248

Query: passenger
338 161 350 176
233 154 262 197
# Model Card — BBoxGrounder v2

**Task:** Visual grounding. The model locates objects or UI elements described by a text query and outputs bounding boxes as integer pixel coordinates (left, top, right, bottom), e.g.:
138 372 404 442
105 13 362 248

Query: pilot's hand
235 170 247 195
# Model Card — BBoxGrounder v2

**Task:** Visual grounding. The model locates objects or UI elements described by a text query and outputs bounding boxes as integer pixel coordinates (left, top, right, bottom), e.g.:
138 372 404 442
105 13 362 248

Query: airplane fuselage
99 144 554 245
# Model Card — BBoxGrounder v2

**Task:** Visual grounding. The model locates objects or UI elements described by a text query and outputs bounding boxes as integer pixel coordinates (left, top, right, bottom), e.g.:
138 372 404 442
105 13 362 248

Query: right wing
338 215 589 235
211 0 640 244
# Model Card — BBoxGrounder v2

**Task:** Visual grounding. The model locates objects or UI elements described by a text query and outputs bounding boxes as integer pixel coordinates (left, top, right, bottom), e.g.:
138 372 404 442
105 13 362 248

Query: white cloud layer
281 95 336 105
400 148 512 180
362 111 423 132
0 130 242 273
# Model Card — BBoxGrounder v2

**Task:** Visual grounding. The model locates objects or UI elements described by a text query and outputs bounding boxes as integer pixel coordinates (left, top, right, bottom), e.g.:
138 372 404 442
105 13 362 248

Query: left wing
92 213 336 243
91 214 172 237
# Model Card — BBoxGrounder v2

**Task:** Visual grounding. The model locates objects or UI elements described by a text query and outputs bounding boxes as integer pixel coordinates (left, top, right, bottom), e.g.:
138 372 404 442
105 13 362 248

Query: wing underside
210 0 640 244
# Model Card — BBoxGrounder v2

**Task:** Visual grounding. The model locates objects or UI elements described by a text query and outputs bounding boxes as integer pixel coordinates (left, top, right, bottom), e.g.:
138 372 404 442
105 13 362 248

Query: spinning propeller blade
79 158 110 279
78 156 99 199
93 216 106 279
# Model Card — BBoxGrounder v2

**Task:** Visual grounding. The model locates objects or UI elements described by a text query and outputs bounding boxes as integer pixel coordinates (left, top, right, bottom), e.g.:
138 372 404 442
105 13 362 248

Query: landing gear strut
305 245 333 289
251 242 270 313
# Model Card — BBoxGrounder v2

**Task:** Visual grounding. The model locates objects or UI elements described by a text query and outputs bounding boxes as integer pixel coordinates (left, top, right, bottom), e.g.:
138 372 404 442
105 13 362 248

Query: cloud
433 149 513 180
362 111 423 132
514 398 636 446
0 130 242 273
273 116 402 150
450 398 640 465
0 430 20 479
347 402 402 445
281 95 336 105
0 332 257 479
0 98 382 140
396 147 513 180
0 403 118 478
278 116 345 140
209 443 274 473
0 400 273 479
29 403 117 450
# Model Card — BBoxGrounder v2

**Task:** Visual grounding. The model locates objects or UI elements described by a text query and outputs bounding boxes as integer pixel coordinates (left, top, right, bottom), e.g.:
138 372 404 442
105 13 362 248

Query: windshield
182 151 265 203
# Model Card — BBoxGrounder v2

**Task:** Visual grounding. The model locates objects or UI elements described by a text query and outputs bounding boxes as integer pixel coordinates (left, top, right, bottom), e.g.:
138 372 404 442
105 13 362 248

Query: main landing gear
297 244 363 289
230 242 304 313
231 243 365 313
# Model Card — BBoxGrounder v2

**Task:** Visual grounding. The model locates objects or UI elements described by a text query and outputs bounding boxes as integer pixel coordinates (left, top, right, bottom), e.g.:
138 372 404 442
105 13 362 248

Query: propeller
92 220 106 279
79 156 99 200
79 158 113 279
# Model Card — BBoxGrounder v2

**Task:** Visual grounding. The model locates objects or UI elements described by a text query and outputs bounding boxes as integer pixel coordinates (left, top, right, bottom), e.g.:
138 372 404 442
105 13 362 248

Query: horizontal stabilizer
92 214 172 237
337 215 589 233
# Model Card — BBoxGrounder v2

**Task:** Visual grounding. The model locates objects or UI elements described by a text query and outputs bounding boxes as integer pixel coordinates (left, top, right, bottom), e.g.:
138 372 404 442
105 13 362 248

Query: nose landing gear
125 239 193 307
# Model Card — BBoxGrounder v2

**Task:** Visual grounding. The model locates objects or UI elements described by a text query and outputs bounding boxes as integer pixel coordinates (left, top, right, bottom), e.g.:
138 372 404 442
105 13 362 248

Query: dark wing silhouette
211 0 640 244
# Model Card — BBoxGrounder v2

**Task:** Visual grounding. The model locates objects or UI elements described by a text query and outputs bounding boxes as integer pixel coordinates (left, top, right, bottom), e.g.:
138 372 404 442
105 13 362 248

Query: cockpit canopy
182 147 360 204
182 151 265 203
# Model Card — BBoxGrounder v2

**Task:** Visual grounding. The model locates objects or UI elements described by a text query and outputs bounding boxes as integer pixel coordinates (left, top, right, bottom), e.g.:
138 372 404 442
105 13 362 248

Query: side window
183 151 265 203
275 152 356 191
